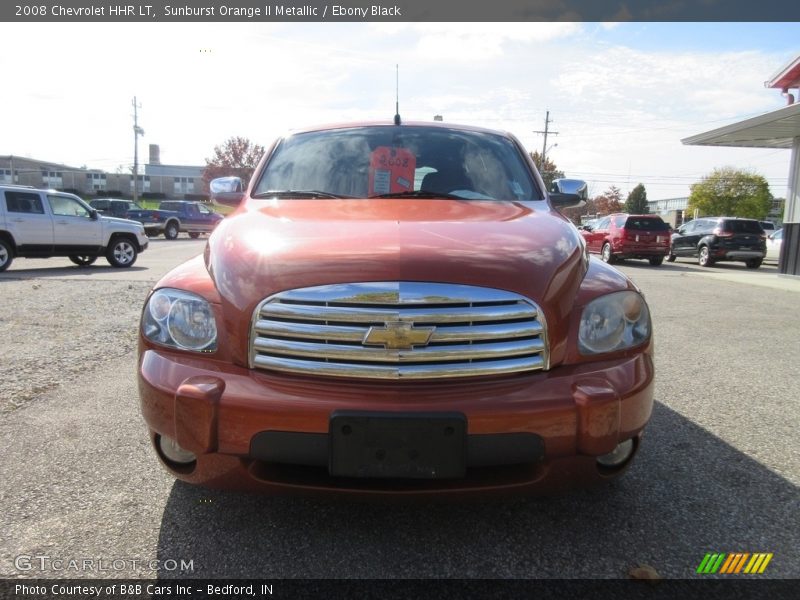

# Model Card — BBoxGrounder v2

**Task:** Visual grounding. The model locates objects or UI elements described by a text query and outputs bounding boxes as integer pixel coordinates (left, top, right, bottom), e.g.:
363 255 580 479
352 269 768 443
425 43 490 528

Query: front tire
164 221 180 240
649 256 664 266
69 255 97 267
188 232 200 239
106 237 138 268
0 238 13 272
601 243 615 264
698 245 714 267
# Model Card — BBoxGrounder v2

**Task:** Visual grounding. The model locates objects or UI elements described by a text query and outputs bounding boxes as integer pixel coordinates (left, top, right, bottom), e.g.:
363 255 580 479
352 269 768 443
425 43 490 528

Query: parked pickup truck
1 185 148 271
138 120 655 498
89 198 176 239
96 199 223 240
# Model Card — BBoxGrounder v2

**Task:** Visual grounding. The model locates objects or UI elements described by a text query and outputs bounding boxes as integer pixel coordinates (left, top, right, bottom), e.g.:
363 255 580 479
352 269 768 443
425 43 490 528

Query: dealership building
683 54 800 276
0 144 205 199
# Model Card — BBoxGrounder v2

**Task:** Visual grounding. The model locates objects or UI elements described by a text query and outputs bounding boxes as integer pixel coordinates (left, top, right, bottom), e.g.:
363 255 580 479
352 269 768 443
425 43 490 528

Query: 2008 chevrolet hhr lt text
137 121 654 497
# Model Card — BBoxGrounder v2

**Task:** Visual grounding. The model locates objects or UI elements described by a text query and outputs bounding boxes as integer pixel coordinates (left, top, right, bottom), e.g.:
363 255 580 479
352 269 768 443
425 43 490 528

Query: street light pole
132 97 145 203
535 110 559 169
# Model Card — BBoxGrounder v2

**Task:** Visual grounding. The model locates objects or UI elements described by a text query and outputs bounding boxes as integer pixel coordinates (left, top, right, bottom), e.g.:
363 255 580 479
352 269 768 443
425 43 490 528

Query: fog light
597 439 634 468
158 434 196 465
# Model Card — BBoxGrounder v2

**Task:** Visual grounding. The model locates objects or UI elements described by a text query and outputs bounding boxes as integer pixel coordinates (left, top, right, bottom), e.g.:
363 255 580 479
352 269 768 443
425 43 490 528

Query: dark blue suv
668 217 766 268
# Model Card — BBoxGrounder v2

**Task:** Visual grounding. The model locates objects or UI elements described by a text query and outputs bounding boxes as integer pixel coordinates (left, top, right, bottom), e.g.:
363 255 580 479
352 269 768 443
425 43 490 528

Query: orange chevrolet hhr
138 121 654 497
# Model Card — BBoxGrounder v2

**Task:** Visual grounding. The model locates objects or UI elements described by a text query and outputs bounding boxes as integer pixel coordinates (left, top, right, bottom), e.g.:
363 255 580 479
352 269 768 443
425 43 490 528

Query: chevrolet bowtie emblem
363 321 436 350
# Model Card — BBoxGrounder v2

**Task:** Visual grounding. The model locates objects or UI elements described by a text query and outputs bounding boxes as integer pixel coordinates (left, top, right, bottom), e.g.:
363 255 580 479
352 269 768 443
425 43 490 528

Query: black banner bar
1 1 799 23
1 579 797 600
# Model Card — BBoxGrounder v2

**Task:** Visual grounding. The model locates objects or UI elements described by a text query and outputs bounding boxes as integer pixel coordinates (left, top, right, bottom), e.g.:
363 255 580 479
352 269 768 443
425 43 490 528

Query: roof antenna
394 64 401 125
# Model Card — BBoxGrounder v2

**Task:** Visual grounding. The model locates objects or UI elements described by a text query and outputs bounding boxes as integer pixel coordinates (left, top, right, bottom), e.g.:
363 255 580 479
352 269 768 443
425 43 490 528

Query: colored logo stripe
697 553 773 574
745 553 773 574
697 553 725 574
719 553 748 574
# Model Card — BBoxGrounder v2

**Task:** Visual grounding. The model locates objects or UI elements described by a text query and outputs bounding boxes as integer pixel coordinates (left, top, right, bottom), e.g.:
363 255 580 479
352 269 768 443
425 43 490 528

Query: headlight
142 288 217 352
578 291 650 355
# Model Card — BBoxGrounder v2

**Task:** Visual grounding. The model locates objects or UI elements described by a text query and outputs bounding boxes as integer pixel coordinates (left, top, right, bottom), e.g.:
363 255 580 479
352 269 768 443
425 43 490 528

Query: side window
613 216 627 228
5 191 45 214
48 195 90 218
700 220 715 233
596 217 611 230
198 204 211 214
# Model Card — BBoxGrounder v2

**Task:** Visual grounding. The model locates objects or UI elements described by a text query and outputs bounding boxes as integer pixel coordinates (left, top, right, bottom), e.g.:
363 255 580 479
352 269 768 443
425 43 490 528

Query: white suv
0 185 149 272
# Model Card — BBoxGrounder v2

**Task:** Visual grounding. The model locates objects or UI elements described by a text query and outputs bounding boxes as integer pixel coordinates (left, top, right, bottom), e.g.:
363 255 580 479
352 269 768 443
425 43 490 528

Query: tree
203 136 265 191
561 197 596 225
624 183 648 214
594 186 624 215
529 150 565 189
687 167 772 219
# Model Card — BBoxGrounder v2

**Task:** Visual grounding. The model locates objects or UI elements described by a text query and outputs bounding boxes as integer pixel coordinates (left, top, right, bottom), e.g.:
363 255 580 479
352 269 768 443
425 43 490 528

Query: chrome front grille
249 282 548 380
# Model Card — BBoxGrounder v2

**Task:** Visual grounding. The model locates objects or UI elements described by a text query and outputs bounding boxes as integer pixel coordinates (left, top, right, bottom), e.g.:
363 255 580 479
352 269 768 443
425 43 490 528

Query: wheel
666 247 676 262
68 255 97 267
164 221 180 240
601 242 615 263
698 245 714 267
745 258 762 269
0 238 13 272
188 232 200 239
106 237 138 268
649 256 664 266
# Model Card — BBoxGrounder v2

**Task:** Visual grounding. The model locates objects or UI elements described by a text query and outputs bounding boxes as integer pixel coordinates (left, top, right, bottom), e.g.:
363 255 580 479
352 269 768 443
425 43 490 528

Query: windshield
252 125 541 201
625 217 670 231
724 219 763 234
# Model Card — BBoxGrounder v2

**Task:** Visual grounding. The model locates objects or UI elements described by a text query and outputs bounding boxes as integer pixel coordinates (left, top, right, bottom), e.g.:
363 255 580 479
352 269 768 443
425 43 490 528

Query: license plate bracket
329 411 467 479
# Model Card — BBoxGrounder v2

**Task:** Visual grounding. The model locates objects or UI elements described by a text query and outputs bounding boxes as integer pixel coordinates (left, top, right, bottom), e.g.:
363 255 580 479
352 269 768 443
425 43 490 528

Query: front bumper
138 349 654 497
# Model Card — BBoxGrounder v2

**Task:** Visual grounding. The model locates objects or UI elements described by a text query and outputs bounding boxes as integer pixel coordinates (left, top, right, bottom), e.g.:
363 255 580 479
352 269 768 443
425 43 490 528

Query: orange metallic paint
138 122 655 496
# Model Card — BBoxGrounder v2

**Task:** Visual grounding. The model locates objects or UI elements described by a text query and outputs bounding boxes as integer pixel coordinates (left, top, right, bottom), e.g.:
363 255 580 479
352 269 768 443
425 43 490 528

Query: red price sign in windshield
369 146 416 196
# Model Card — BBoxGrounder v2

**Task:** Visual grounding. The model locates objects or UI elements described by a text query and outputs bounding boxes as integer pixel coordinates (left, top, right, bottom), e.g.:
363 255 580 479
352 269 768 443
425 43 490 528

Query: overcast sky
1 22 797 200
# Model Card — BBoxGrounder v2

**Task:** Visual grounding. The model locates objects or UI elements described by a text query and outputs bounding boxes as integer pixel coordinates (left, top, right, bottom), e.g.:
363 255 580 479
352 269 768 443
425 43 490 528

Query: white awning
681 102 800 149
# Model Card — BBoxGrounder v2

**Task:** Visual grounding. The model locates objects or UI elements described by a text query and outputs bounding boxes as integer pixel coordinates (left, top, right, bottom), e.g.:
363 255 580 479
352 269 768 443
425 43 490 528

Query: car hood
204 199 587 315
100 215 143 228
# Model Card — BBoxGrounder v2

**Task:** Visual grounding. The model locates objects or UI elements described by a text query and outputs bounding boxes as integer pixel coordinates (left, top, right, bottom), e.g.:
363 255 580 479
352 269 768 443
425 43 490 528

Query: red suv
581 213 671 266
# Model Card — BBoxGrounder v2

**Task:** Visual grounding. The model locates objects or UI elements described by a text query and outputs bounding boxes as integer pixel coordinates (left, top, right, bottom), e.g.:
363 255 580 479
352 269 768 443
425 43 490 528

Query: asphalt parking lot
0 242 798 580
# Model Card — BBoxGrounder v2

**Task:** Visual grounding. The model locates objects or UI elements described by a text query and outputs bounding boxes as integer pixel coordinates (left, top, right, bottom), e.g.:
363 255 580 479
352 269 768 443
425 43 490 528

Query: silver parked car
765 229 783 263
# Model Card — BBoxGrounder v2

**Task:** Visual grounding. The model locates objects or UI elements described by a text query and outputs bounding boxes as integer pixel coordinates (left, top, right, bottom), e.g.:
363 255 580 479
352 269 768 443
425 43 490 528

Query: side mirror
549 178 588 208
210 176 245 206
90 209 99 220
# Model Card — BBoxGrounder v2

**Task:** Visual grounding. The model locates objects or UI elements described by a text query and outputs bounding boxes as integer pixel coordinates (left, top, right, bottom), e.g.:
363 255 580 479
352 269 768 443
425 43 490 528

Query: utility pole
534 110 559 170
132 97 145 203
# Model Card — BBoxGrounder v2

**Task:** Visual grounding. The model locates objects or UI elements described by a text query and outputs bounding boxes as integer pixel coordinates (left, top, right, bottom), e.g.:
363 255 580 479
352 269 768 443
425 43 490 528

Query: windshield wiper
252 190 348 199
371 190 465 200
